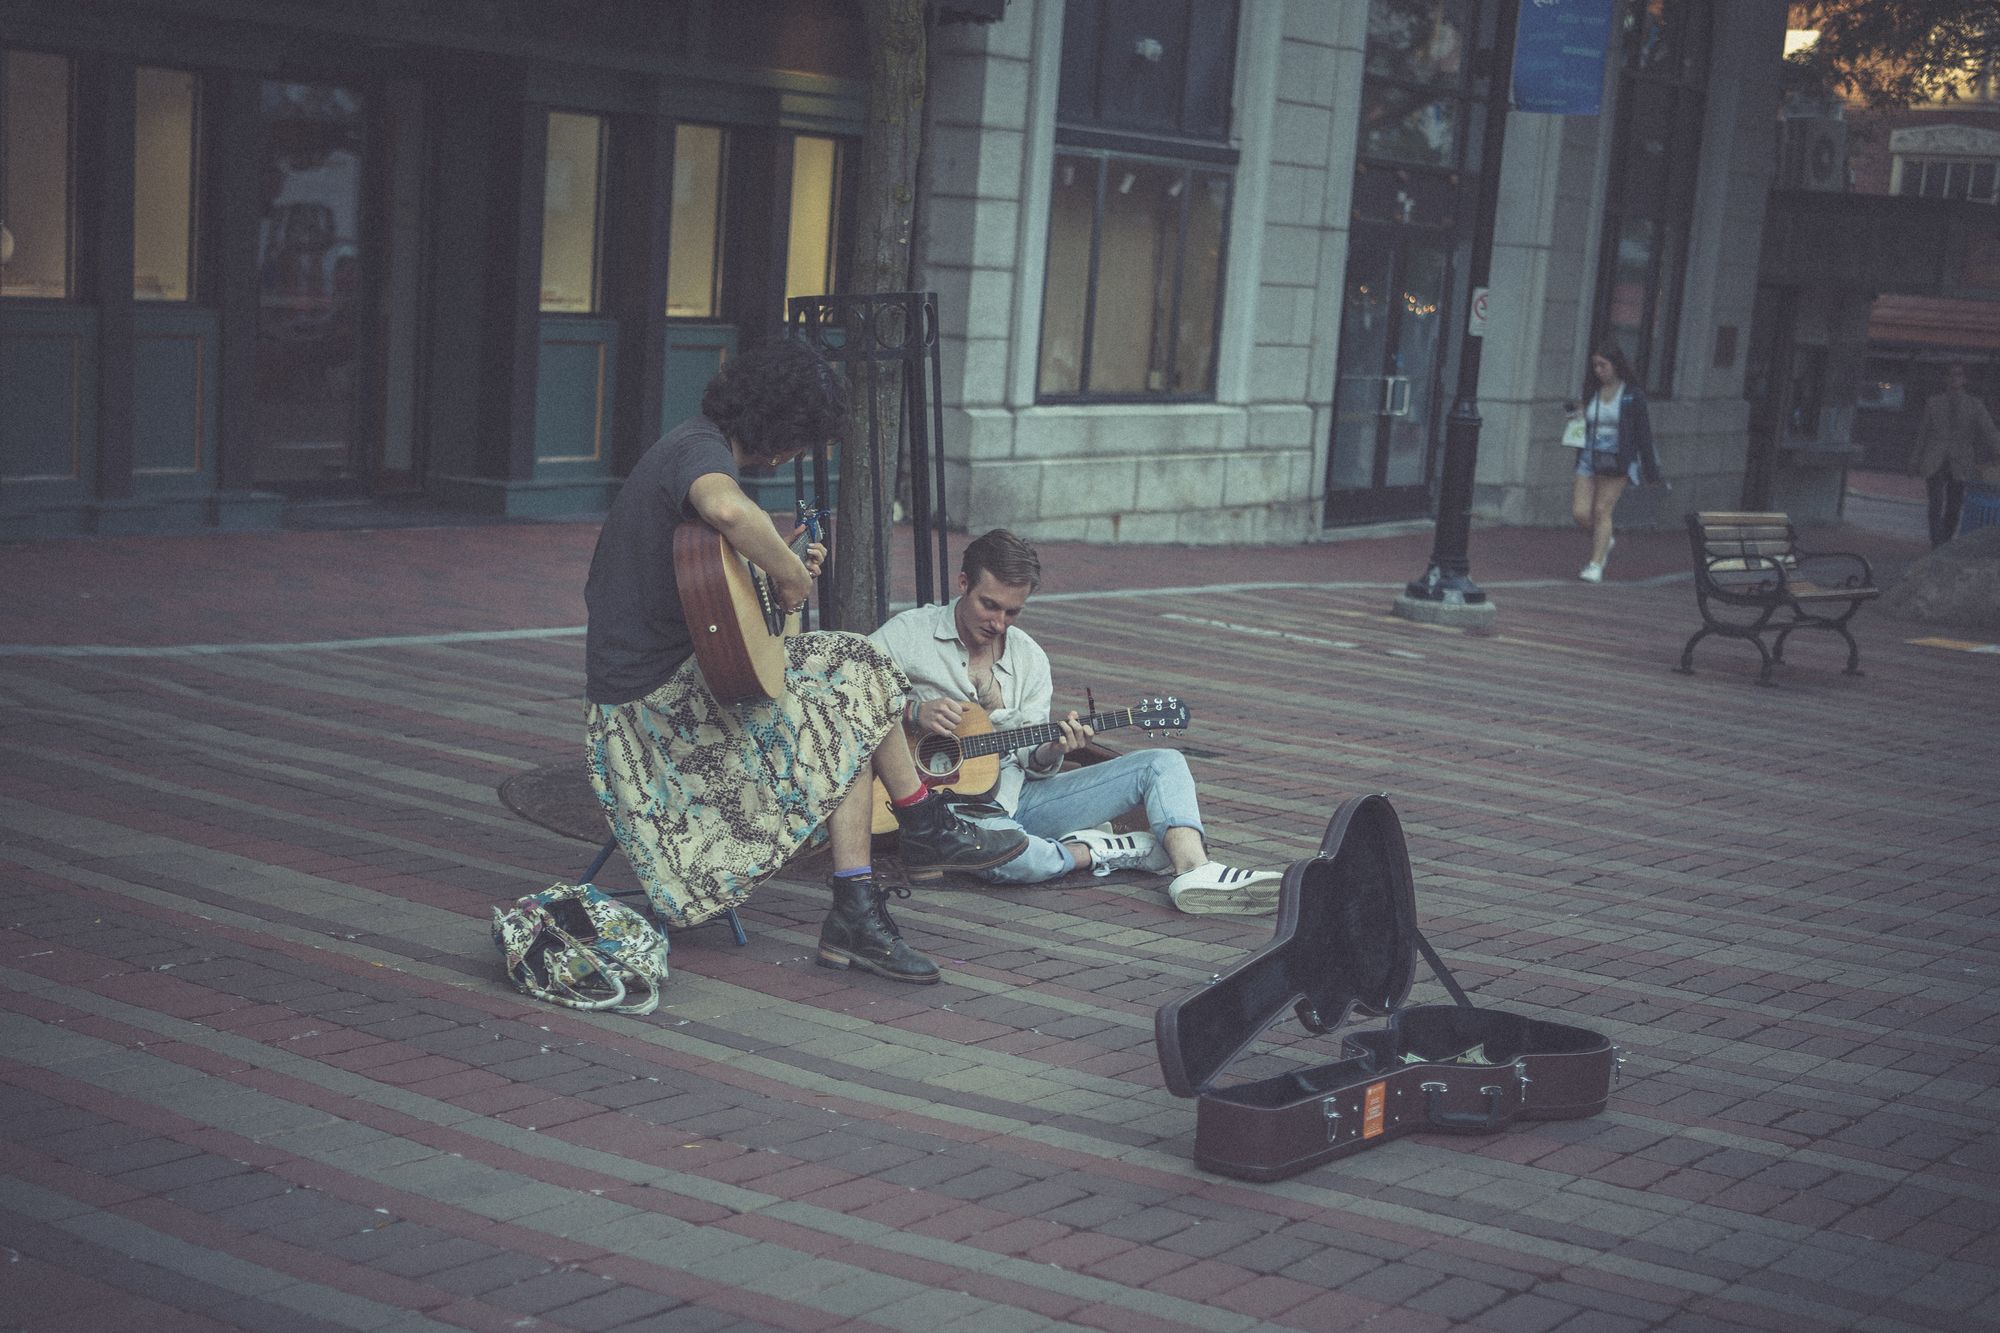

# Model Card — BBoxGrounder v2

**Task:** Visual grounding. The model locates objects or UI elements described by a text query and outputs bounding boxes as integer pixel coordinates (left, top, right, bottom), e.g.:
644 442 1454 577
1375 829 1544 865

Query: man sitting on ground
869 529 1281 914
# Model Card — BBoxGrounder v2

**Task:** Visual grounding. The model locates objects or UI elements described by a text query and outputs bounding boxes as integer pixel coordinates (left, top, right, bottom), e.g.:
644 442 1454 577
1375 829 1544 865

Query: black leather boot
892 790 1028 882
816 875 940 984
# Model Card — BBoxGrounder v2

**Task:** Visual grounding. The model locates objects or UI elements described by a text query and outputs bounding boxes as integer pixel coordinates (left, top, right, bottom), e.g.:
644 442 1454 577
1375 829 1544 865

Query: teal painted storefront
0 0 865 539
0 306 98 538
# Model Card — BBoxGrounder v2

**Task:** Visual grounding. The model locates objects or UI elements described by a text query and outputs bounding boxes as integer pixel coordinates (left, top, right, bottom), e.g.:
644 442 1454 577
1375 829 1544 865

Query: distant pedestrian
1909 362 2000 547
1567 342 1663 583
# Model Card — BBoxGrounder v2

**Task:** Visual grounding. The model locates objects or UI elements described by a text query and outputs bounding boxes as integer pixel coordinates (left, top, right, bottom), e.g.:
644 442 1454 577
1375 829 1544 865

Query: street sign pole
1392 0 1520 630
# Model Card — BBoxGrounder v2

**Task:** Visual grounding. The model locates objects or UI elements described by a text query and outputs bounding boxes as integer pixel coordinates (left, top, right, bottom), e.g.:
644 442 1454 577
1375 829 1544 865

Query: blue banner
1512 0 1615 115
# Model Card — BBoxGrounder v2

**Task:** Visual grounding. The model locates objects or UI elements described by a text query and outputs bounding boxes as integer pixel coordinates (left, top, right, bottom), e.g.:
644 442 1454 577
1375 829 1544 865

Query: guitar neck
957 709 1139 760
749 521 821 626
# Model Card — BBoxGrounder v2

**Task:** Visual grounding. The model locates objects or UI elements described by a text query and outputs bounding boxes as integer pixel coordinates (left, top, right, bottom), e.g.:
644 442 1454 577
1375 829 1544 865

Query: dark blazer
1583 383 1664 485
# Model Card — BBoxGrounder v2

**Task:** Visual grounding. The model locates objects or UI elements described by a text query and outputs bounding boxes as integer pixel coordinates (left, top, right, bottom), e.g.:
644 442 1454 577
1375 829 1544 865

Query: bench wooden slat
1788 582 1878 601
1697 523 1789 539
1703 540 1795 556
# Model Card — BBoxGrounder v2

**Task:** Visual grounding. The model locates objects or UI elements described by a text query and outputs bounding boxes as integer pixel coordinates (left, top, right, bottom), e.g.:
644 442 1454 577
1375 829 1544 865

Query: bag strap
520 923 630 1011
1413 928 1474 1010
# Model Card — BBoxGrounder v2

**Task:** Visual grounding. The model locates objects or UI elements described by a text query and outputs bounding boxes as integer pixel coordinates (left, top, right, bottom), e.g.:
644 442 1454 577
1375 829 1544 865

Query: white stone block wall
918 0 1788 544
916 0 1359 544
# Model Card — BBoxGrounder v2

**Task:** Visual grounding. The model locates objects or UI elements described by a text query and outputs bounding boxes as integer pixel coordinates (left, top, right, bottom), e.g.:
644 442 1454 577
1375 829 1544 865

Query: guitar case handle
1421 1081 1509 1132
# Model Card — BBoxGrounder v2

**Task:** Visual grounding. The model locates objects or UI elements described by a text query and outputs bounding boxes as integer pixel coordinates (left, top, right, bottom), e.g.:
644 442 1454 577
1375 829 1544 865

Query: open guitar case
1154 793 1619 1182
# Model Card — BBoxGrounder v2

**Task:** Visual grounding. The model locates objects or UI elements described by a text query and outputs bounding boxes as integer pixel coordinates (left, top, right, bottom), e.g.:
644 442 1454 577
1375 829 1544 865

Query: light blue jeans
974 749 1202 884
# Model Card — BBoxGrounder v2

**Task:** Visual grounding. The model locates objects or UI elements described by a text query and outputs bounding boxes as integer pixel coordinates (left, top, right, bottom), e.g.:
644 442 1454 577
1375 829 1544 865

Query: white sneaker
1062 828 1171 877
1167 862 1283 915
1578 562 1603 583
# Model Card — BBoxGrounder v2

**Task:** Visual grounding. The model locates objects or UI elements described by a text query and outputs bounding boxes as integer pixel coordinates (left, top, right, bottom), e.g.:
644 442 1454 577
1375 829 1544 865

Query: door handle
1387 376 1412 417
1380 376 1397 416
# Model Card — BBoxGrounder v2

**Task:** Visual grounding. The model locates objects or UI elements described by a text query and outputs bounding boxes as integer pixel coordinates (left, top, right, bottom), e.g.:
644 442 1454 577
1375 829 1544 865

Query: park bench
1675 511 1878 686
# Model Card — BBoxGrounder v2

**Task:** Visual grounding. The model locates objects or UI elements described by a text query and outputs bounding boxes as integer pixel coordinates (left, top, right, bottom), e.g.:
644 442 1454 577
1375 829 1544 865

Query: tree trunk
830 0 926 632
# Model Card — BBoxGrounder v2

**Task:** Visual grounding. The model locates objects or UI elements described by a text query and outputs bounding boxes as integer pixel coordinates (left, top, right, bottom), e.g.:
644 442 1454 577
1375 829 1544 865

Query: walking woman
1569 343 1663 582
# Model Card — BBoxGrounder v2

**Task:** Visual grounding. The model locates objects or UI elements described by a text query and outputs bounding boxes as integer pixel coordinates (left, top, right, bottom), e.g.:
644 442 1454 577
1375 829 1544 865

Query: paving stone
7 519 1995 1333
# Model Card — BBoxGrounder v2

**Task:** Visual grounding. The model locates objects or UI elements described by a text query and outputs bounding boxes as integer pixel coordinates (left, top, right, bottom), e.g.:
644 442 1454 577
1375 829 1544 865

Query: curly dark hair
701 340 849 464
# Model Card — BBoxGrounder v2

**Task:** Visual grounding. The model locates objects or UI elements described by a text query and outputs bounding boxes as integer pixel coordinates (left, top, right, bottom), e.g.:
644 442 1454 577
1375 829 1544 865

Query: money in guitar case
1153 793 1618 1182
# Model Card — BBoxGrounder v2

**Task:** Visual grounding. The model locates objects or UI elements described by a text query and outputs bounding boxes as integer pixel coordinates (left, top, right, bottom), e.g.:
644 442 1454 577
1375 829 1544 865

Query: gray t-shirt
584 417 736 705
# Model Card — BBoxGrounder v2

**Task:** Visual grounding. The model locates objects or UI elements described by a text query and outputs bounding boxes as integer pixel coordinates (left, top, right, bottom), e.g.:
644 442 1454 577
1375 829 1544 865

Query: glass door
1324 227 1450 524
253 81 368 487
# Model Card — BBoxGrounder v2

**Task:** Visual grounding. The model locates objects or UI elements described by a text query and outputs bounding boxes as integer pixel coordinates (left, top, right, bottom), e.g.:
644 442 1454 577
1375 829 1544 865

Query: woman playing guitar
582 340 1024 984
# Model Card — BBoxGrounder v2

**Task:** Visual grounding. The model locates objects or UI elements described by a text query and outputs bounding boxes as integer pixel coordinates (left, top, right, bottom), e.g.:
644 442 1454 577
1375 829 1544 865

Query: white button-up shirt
868 600 1058 813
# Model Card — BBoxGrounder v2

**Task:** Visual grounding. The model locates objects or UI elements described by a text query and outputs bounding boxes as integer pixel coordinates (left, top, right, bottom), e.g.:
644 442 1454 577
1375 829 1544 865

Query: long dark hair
1583 342 1636 399
701 340 849 464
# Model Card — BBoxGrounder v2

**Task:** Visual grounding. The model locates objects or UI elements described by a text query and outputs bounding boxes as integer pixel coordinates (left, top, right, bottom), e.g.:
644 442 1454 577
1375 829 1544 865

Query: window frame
1037 0 1241 404
1590 0 1714 398
132 64 202 303
0 47 78 302
1894 154 2000 203
538 108 608 316
666 122 729 321
1036 147 1233 403
784 132 845 307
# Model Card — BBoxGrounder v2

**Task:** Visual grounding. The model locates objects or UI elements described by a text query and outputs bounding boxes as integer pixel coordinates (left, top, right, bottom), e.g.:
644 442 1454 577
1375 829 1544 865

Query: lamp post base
1391 595 1498 629
1392 567 1498 629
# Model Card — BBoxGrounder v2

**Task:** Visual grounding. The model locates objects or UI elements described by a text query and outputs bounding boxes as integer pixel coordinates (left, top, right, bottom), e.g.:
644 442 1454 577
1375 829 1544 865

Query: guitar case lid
1155 792 1419 1097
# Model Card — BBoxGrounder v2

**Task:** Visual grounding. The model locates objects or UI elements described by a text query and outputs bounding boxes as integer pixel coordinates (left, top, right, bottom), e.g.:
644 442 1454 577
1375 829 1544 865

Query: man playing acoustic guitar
584 341 1026 985
870 529 1282 914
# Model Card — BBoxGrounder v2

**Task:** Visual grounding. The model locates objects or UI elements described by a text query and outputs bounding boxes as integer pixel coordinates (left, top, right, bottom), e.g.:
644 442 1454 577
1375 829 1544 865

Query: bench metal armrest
1791 549 1873 591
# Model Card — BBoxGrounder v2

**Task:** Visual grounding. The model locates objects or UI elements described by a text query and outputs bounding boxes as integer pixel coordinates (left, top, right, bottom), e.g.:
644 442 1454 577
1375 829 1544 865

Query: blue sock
832 866 872 879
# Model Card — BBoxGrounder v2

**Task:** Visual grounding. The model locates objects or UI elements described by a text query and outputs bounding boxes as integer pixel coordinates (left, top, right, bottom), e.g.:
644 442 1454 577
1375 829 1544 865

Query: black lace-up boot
891 790 1028 881
816 874 940 984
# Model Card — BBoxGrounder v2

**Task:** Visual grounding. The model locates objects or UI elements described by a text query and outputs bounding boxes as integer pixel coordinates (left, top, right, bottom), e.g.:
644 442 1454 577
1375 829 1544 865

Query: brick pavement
2 498 1997 1332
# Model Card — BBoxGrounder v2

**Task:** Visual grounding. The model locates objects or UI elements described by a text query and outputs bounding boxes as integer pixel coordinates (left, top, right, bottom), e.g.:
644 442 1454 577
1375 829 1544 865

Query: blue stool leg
580 834 619 884
584 834 747 947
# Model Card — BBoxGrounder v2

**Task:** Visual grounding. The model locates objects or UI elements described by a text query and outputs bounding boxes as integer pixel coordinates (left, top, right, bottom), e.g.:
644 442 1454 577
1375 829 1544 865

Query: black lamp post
1394 0 1520 629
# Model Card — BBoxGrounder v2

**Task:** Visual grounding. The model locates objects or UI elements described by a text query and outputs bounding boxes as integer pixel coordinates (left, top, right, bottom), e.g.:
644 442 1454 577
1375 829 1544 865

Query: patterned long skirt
585 630 907 928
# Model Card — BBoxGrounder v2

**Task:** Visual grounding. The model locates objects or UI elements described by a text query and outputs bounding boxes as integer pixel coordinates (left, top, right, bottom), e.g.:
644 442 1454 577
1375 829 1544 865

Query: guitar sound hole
915 740 960 778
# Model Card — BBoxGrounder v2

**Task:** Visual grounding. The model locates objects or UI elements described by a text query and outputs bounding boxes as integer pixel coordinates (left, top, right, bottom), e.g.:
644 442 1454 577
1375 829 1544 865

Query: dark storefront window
0 49 74 300
134 66 200 302
785 133 843 304
541 110 605 314
254 80 367 484
668 124 727 318
1038 0 1238 401
1594 0 1712 395
1897 156 1999 203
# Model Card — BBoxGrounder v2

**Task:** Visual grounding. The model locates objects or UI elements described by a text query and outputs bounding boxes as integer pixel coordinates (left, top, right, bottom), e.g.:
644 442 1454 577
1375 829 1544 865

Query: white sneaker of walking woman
1167 862 1284 915
1579 536 1615 583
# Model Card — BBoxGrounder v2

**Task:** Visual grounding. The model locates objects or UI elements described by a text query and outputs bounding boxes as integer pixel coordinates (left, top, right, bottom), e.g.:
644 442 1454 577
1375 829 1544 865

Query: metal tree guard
786 292 951 628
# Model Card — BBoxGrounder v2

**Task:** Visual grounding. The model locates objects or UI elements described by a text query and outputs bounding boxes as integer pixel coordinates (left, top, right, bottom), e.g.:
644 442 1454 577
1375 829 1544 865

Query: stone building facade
917 0 1792 543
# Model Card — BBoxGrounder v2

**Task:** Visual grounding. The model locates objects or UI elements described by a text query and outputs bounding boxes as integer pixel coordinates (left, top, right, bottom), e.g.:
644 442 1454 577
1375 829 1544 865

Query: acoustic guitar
869 695 1192 835
673 506 825 704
